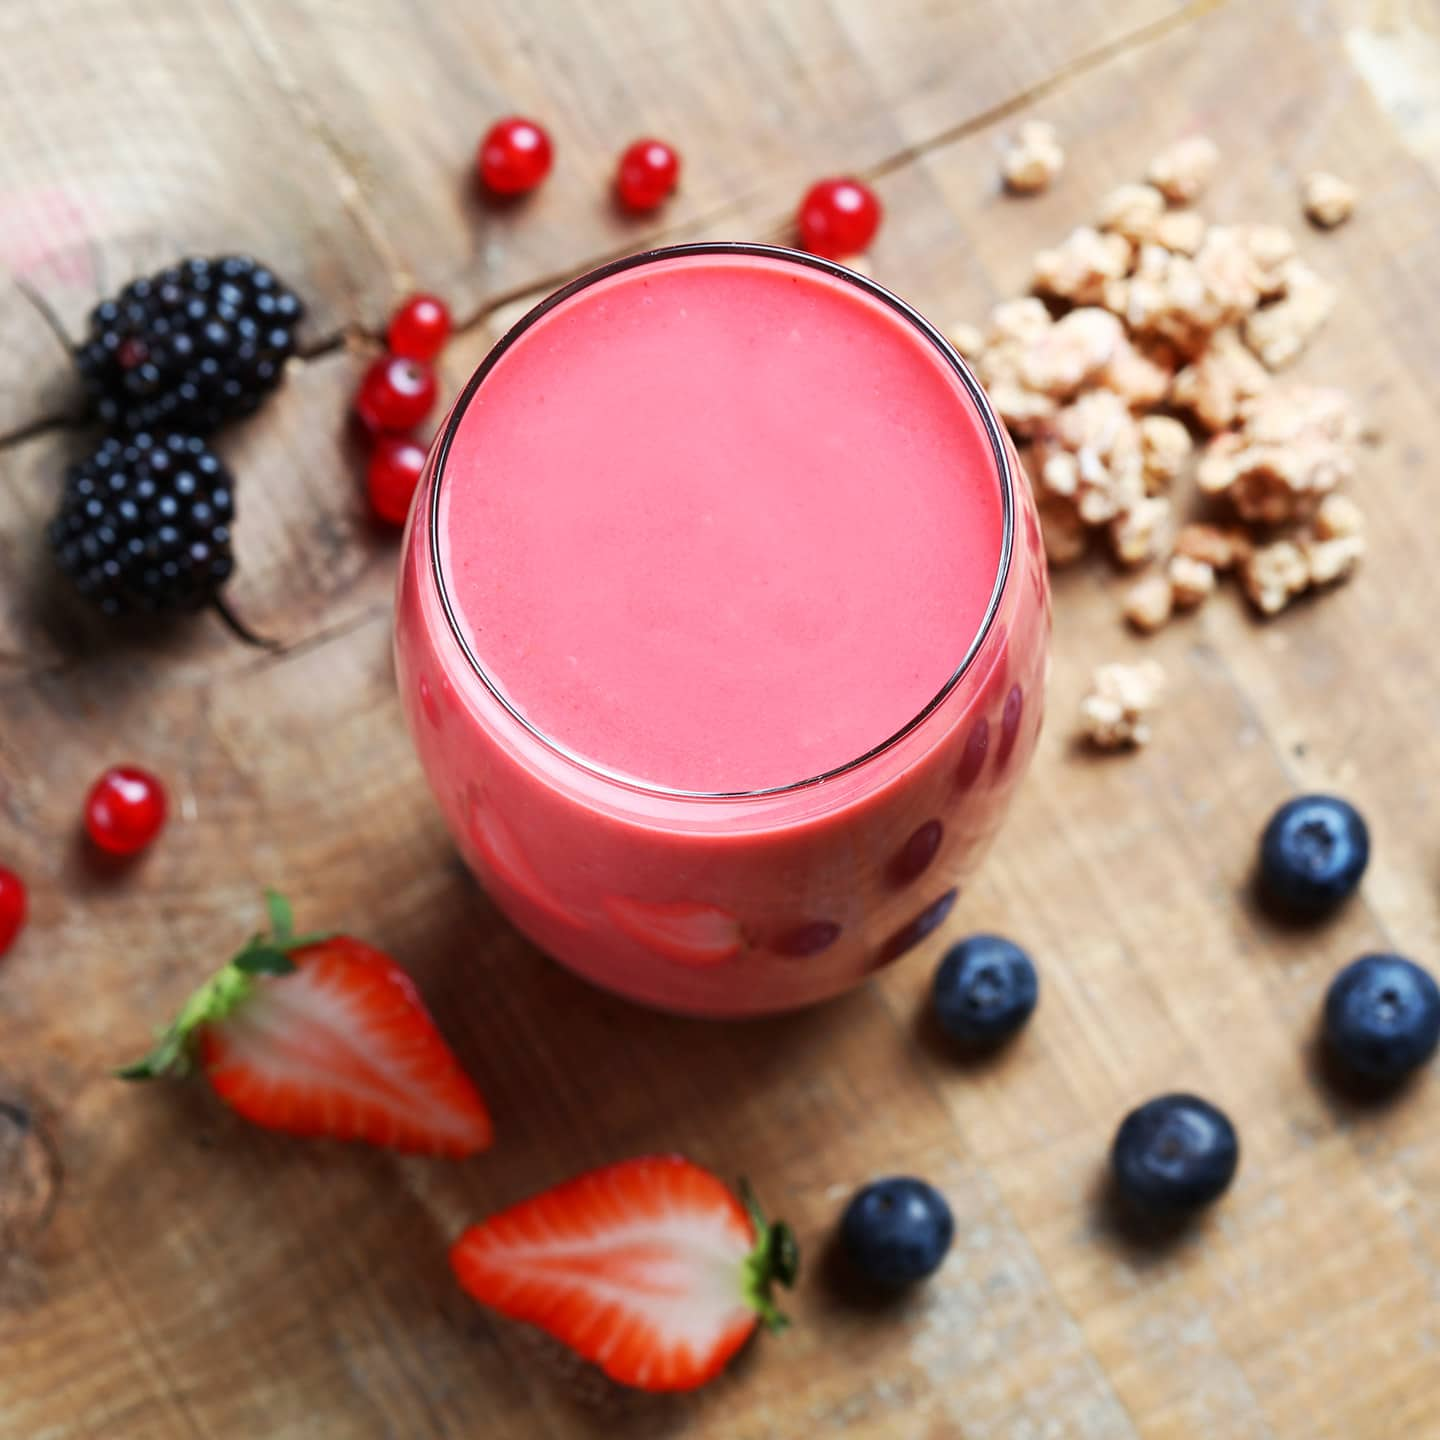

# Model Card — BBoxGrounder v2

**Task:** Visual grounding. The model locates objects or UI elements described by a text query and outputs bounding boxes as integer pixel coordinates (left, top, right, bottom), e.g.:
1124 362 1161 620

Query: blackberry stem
211 595 277 649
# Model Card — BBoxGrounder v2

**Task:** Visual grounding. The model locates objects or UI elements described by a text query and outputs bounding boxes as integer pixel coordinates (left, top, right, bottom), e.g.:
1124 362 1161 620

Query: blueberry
1110 1094 1239 1215
932 934 1038 1047
840 1177 953 1288
1259 794 1369 919
1323 954 1440 1082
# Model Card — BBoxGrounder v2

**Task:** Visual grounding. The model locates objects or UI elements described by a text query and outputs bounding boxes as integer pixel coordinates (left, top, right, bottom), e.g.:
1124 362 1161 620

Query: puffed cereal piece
1239 539 1311 615
1302 172 1356 229
1003 121 1065 194
1035 490 1089 566
1170 327 1270 432
1194 225 1262 322
1242 260 1336 369
1018 308 1124 398
1032 226 1132 305
1051 390 1147 524
1197 385 1358 522
1302 533 1364 587
1123 572 1175 632
986 381 1058 438
949 321 986 361
1168 553 1217 609
1099 335 1174 411
1153 209 1207 256
1110 496 1174 568
1241 224 1298 298
972 300 1057 437
1096 183 1166 244
1313 492 1364 540
987 297 1054 346
1174 521 1251 571
1146 136 1220 204
1119 245 1224 355
1137 415 1192 491
1079 660 1167 748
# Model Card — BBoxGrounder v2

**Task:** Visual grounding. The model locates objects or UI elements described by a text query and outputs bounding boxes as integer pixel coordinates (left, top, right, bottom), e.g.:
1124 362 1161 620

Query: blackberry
48 432 235 616
75 255 303 433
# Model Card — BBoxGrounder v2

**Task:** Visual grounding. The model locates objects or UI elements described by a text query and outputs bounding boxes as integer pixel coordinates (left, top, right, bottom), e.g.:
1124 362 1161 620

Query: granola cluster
1302 171 1356 229
1002 122 1065 195
960 136 1366 634
1079 661 1167 749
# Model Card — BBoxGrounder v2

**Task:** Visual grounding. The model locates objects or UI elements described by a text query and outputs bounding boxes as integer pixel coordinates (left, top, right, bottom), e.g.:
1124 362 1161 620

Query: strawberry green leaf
768 1221 800 1289
234 943 298 977
119 894 328 1086
118 961 256 1080
265 889 295 940
738 1178 798 1331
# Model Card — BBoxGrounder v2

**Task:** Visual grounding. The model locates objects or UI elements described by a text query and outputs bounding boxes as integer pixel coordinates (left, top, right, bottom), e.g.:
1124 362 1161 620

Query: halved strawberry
120 892 492 1157
451 1155 797 1392
602 896 743 967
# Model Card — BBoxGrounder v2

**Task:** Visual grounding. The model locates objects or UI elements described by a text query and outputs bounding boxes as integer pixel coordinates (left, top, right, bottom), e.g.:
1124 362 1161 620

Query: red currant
616 138 681 213
0 867 26 958
478 116 553 196
798 177 882 259
388 294 452 362
85 765 168 857
368 436 428 526
355 354 437 433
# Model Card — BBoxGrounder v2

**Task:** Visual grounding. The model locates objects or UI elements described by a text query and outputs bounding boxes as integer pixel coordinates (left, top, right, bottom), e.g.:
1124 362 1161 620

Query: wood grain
3 1 1440 1437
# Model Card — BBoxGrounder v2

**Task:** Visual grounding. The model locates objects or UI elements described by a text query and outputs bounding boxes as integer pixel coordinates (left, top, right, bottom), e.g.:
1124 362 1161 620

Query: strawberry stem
117 893 329 1081
739 1179 799 1332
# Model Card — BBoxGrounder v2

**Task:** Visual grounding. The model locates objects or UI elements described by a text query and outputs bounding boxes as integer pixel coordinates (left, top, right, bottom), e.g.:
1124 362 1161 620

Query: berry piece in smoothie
616 138 680 212
466 789 581 929
875 887 958 968
955 716 990 790
85 765 167 856
603 896 742 967
1324 954 1440 1082
1259 794 1369 918
1111 1094 1239 1215
478 116 553 196
387 294 451 362
368 437 427 526
0 868 27 958
890 819 943 886
995 684 1026 769
355 355 437 434
798 177 882 259
932 934 1038 1047
840 1176 953 1288
451 1156 796 1391
771 920 842 959
120 893 492 1156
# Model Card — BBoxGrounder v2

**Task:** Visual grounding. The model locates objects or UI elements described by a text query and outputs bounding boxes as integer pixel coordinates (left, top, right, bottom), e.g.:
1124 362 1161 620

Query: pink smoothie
436 252 1004 795
399 245 1049 1014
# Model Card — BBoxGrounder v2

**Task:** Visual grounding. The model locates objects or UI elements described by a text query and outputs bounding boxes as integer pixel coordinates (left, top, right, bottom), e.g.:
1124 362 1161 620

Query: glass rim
427 240 1016 803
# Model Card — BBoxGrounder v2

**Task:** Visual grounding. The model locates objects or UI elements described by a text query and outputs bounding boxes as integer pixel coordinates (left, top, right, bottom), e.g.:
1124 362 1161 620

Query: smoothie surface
437 252 1004 793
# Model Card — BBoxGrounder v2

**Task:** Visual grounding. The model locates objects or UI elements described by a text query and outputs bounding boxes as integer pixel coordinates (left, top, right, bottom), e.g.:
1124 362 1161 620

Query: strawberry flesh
121 894 492 1158
451 1155 795 1392
202 936 492 1156
602 896 743 968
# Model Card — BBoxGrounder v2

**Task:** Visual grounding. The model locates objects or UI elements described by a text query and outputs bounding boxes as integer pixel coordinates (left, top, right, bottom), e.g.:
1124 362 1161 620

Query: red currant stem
211 594 279 650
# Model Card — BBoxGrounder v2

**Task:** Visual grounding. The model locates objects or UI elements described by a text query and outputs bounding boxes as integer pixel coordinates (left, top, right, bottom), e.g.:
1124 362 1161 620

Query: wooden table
3 2 1439 1435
